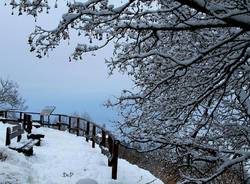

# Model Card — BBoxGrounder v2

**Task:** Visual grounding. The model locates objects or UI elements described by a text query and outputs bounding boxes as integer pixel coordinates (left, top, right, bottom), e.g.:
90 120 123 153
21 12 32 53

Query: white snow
0 122 163 184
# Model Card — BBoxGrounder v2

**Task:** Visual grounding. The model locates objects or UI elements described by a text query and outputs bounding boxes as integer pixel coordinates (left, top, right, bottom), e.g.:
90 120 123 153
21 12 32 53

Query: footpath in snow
0 122 163 184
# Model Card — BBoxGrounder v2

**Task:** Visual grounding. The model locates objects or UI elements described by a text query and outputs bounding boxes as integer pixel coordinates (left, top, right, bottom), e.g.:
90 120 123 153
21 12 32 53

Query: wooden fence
0 110 119 180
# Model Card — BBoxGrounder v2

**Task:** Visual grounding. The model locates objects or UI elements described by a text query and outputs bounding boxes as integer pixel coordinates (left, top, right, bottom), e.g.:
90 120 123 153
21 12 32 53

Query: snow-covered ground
0 122 163 184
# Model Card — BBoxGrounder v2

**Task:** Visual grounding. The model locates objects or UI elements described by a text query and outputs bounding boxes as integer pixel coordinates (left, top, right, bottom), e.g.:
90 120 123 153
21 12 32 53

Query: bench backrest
6 124 24 146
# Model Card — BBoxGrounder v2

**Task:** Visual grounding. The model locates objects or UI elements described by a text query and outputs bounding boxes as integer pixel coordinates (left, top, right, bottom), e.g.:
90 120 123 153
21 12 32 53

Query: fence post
108 136 113 167
112 140 119 180
92 125 96 148
86 122 90 142
0 111 6 123
40 115 44 127
19 112 23 122
3 111 7 119
77 117 80 136
101 130 106 147
27 114 32 134
48 116 50 128
17 125 22 142
58 123 61 130
6 127 11 146
23 113 27 130
68 117 71 133
58 115 62 130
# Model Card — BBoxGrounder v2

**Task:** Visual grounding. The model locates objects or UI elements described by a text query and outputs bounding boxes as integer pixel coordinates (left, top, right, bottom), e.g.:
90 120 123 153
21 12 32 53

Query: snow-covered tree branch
5 0 250 182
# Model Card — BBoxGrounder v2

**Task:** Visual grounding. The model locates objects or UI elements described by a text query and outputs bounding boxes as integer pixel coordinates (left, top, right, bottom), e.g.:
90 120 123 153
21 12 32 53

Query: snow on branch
5 0 250 183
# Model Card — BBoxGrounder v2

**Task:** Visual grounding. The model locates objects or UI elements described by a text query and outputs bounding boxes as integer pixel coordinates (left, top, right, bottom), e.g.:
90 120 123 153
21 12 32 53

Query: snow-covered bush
0 149 7 161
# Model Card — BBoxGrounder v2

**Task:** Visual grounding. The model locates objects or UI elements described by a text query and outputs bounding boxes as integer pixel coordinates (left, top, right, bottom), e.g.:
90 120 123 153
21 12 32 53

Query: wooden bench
5 124 39 156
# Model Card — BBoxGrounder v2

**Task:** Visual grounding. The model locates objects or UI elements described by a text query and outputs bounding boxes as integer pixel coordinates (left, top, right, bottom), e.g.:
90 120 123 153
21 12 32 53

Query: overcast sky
0 1 132 127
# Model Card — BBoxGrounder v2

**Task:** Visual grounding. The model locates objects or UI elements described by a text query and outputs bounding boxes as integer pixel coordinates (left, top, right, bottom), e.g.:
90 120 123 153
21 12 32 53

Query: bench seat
9 139 39 156
27 134 45 146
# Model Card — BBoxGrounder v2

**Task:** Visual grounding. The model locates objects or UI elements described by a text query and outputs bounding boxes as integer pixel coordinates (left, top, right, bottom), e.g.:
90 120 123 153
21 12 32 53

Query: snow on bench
5 124 39 156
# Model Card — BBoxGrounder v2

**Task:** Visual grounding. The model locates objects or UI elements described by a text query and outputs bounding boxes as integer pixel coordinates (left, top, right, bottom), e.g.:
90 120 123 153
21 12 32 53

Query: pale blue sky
0 1 132 126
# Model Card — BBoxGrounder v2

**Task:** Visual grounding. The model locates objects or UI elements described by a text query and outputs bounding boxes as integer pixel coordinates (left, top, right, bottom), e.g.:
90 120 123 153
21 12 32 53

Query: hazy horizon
0 2 132 127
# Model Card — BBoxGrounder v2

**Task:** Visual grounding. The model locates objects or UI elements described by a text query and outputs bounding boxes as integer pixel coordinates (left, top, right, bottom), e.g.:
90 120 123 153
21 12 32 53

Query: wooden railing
0 110 120 180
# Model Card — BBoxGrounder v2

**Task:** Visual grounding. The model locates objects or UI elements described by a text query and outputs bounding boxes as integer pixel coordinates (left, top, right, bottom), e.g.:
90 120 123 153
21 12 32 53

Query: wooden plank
86 122 90 142
6 127 11 146
10 139 38 151
27 114 32 134
12 124 21 131
19 112 23 122
4 111 7 118
1 119 19 124
112 140 119 180
101 130 106 147
57 122 61 130
92 125 96 148
23 113 27 130
77 118 80 136
41 123 50 126
0 111 4 117
22 140 39 150
48 116 50 127
60 122 69 126
108 136 113 167
10 139 33 149
68 117 71 133
9 130 23 139
40 115 44 126
9 139 35 156
58 115 61 122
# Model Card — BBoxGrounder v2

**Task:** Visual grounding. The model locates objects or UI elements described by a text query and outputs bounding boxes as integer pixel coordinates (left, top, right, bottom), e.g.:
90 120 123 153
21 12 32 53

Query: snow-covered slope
0 122 163 184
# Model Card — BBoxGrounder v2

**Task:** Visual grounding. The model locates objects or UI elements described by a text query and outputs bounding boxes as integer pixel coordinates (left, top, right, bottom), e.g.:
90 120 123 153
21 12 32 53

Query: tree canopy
0 78 26 110
6 0 250 183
